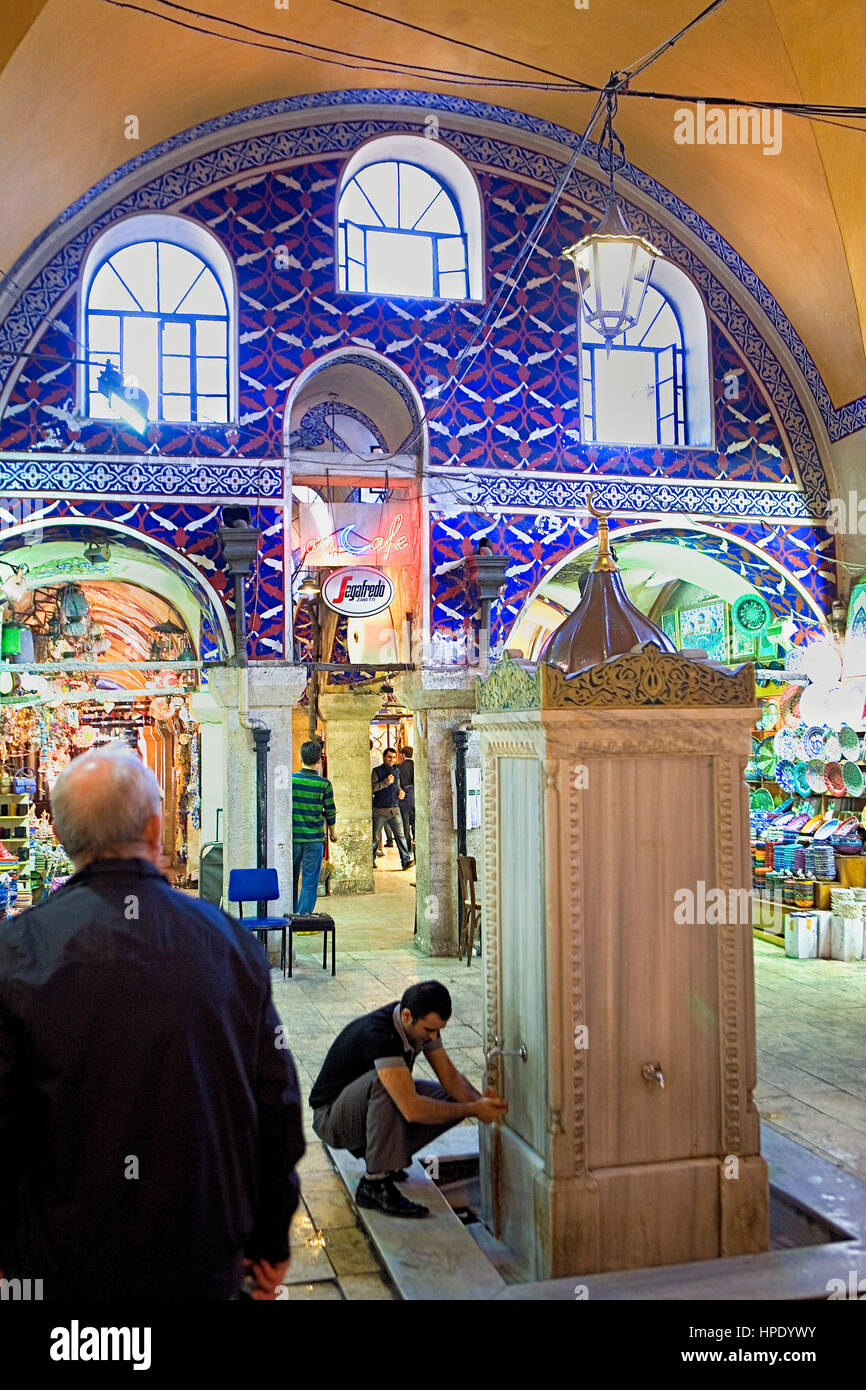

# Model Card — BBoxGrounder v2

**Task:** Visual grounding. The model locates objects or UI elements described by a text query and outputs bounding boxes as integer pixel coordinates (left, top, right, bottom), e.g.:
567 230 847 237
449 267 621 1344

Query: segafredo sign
321 567 394 617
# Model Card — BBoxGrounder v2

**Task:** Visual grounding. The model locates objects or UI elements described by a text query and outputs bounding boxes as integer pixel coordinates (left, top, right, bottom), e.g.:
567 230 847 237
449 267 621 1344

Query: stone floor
270 850 866 1297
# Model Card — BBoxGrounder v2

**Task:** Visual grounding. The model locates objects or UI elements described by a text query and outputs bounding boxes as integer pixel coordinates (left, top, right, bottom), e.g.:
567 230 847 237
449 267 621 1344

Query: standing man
310 981 507 1218
397 744 415 854
372 748 413 871
292 740 337 914
0 744 304 1300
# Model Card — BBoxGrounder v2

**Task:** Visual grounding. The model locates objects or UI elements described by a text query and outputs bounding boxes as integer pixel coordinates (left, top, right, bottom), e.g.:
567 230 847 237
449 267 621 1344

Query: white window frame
77 213 238 425
337 135 484 302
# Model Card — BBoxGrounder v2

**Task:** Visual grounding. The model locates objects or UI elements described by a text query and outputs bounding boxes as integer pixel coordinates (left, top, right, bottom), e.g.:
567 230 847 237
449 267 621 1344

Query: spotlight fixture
83 540 111 566
97 361 150 435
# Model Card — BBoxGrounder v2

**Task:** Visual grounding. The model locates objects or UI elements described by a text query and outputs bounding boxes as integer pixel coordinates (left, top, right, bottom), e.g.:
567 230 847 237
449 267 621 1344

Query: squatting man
310 980 507 1217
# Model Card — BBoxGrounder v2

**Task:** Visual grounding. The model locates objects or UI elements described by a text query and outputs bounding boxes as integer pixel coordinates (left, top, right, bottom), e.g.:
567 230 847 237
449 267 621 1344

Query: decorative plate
824 762 846 796
823 730 843 761
794 762 812 797
839 725 861 759
837 817 861 837
805 759 827 793
750 788 774 812
789 728 807 760
773 728 795 760
775 759 797 792
756 739 777 776
802 726 826 758
801 816 825 834
799 684 829 726
780 684 804 727
813 818 840 840
761 698 780 730
787 814 810 831
841 761 865 796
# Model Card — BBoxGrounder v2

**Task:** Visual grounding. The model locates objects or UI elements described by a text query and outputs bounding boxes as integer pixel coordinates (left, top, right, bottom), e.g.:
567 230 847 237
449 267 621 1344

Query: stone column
394 674 476 956
318 690 382 895
207 663 307 914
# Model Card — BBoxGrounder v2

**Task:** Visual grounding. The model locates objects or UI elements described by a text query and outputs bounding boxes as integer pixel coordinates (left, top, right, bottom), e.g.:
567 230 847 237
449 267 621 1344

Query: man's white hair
51 743 162 858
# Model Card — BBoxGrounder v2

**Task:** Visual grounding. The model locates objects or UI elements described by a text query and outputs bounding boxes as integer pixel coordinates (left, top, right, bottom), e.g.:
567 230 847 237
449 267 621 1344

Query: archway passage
0 526 212 881
430 513 831 664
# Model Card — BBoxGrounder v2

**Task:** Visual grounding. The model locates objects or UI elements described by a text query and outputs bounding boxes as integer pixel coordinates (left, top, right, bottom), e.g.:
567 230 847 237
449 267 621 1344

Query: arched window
337 137 483 301
338 161 467 298
579 260 713 448
581 284 686 446
81 217 234 424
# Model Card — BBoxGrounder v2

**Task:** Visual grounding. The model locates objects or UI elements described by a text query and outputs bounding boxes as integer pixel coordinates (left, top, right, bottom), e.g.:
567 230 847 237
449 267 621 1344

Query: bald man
0 744 304 1301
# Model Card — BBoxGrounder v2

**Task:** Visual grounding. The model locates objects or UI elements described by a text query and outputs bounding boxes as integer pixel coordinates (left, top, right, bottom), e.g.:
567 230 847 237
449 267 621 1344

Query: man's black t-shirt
309 1002 441 1108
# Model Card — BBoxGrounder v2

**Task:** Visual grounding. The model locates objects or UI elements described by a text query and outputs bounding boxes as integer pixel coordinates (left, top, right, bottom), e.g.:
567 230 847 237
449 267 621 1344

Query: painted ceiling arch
0 1 864 415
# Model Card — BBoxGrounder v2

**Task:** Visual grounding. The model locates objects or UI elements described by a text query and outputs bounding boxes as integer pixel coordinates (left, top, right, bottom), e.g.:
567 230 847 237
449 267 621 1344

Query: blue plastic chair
228 868 288 976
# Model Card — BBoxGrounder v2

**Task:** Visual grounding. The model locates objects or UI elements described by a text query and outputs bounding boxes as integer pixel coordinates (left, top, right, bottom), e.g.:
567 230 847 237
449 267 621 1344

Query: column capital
319 691 383 721
205 662 308 710
393 677 476 715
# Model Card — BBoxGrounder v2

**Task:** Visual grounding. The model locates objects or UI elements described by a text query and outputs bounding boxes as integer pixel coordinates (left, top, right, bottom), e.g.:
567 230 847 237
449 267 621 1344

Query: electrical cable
97 0 594 89
327 0 597 87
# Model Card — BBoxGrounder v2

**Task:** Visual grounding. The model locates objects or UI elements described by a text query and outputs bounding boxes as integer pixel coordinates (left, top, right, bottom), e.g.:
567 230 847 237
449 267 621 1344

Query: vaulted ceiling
1 0 864 404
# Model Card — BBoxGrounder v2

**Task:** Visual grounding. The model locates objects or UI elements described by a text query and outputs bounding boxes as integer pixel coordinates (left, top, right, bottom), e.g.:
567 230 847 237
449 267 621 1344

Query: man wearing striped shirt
292 741 337 914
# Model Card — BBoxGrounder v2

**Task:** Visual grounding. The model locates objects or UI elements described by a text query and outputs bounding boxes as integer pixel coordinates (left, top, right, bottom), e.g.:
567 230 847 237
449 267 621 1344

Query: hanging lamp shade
538 494 675 677
562 200 661 346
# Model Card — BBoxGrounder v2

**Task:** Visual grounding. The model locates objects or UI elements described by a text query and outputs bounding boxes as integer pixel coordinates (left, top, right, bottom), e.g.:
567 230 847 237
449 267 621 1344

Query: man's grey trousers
312 1069 464 1173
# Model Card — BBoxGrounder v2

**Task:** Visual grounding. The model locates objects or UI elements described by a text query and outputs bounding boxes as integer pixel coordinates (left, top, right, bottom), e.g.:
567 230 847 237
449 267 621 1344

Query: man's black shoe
356 1176 428 1218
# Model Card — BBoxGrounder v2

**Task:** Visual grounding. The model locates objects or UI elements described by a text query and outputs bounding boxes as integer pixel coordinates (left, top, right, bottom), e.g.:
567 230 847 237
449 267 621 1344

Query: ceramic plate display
802 725 826 758
784 646 806 677
774 814 795 828
824 762 846 796
794 762 812 797
789 728 807 760
775 759 797 792
813 818 840 840
755 738 777 776
823 730 843 761
805 759 827 792
802 816 825 834
837 817 860 837
780 684 804 727
773 728 796 760
841 761 865 797
761 698 780 730
750 787 774 812
839 725 861 759
787 814 810 831
799 684 829 726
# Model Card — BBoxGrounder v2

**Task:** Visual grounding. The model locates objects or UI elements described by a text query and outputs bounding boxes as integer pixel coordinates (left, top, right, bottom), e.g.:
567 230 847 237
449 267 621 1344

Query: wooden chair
457 854 481 966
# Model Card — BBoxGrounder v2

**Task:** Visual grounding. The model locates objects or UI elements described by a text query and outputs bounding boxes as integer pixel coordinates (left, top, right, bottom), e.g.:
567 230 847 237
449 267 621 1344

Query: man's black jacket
0 858 304 1299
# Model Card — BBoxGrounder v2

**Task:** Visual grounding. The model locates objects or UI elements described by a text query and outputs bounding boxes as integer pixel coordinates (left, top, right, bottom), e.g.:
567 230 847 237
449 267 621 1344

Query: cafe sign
321 567 395 617
298 503 413 566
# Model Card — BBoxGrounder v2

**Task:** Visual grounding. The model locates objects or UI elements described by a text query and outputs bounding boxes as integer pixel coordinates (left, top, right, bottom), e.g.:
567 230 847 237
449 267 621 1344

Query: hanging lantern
561 89 661 351
562 200 660 346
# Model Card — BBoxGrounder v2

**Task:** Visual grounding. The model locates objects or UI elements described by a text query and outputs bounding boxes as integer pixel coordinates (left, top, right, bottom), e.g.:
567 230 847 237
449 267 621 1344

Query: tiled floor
272 852 866 1297
753 938 866 1183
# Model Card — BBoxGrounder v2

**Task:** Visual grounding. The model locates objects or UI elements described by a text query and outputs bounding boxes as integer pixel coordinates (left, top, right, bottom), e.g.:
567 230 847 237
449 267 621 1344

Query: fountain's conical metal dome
538 494 675 676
